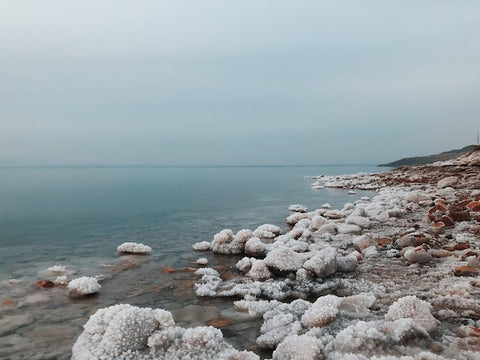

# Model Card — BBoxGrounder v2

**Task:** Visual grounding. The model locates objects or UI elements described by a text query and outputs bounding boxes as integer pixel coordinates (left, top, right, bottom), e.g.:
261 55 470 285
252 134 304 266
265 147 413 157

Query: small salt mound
264 247 305 273
54 275 68 286
68 277 101 296
211 229 252 254
192 241 211 251
288 204 308 213
254 224 282 235
195 258 208 266
272 335 323 360
404 247 433 264
302 247 337 278
385 296 437 333
117 242 152 255
47 265 67 274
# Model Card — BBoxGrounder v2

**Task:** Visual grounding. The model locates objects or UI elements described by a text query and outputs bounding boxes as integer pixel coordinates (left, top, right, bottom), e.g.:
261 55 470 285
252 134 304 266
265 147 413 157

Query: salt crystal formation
72 304 258 360
117 242 152 255
68 277 101 296
186 151 480 359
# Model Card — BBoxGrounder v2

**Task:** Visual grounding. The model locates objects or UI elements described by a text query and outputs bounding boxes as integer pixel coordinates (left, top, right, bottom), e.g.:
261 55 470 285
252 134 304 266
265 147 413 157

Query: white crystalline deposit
47 265 67 274
301 293 375 329
196 257 208 265
246 260 272 281
68 277 101 296
254 224 282 235
72 304 258 360
244 237 270 257
302 247 337 278
288 204 308 213
384 296 437 333
264 247 305 273
117 242 152 255
192 241 211 251
211 229 252 254
345 215 371 229
54 275 68 286
272 335 323 360
286 212 309 226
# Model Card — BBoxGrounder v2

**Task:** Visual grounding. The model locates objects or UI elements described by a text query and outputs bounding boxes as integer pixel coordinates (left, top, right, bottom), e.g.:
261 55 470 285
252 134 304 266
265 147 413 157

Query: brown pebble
36 280 55 288
221 272 236 280
207 318 231 328
430 341 443 353
375 237 392 247
162 267 177 274
454 242 470 251
1 299 15 306
467 201 480 211
454 266 478 276
183 267 197 272
440 216 454 227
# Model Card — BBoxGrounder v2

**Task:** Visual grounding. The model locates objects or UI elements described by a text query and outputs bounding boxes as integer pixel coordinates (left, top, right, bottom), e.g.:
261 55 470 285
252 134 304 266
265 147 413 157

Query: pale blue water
0 165 380 278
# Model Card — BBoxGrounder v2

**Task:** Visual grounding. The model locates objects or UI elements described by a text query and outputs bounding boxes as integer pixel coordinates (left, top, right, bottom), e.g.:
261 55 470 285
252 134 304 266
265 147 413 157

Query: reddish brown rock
183 267 197 272
221 272 236 281
375 237 392 247
467 201 480 211
430 249 453 258
454 242 470 251
435 199 447 208
449 210 471 222
440 216 454 227
207 318 231 328
162 267 177 274
454 266 478 276
214 264 227 271
457 199 472 208
429 204 447 215
36 280 55 288
1 299 15 306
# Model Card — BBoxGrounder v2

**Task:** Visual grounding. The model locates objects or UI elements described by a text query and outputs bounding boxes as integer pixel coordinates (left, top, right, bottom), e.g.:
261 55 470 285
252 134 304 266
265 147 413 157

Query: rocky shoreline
8 150 480 359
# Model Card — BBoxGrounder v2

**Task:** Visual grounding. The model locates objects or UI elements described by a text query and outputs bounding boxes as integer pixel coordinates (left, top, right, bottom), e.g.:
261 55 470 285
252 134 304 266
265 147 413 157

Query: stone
454 266 479 276
35 280 55 288
207 318 231 328
404 247 433 264
454 242 470 250
1 299 15 306
437 176 458 188
375 237 392 247
449 210 471 222
440 216 454 227
162 267 177 274
467 201 480 211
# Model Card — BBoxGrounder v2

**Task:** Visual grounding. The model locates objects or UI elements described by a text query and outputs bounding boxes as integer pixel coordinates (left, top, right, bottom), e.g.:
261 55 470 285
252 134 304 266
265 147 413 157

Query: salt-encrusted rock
195 258 208 266
309 215 328 231
321 203 331 209
47 265 67 274
404 247 433 264
316 223 337 235
255 224 282 236
302 247 337 278
68 277 101 296
337 224 361 235
396 235 417 249
192 241 211 251
236 257 253 273
264 247 305 274
345 215 371 229
294 219 311 230
406 193 430 203
272 335 323 360
286 213 309 226
211 229 252 254
288 204 308 213
437 176 458 189
353 234 375 251
244 237 269 257
383 318 429 342
72 304 257 360
247 260 272 281
54 275 68 286
301 295 340 328
336 254 358 273
384 296 437 333
324 210 344 219
117 242 152 255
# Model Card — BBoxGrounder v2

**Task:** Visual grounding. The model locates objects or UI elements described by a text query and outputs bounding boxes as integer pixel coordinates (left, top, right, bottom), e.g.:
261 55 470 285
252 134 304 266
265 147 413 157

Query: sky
1 1 480 165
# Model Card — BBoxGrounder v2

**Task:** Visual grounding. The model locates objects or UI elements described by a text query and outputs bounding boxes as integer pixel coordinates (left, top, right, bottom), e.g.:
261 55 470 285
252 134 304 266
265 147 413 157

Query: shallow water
0 165 380 359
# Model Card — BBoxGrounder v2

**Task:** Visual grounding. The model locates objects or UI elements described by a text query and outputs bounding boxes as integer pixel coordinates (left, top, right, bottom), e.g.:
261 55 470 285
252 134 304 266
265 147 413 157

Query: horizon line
0 163 379 169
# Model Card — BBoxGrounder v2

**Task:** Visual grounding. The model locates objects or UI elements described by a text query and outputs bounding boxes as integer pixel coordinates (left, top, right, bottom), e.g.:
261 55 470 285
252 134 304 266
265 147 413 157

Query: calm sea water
0 165 382 359
0 165 380 277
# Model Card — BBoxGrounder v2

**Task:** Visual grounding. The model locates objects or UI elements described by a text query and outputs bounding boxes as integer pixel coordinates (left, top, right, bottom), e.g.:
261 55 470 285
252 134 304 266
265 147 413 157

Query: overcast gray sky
1 1 479 165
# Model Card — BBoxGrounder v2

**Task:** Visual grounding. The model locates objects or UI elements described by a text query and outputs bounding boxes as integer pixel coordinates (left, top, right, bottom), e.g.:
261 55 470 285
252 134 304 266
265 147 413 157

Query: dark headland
379 145 477 167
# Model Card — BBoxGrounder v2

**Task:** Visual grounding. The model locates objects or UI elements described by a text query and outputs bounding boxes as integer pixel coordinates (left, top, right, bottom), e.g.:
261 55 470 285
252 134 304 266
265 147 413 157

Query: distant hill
379 145 477 167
